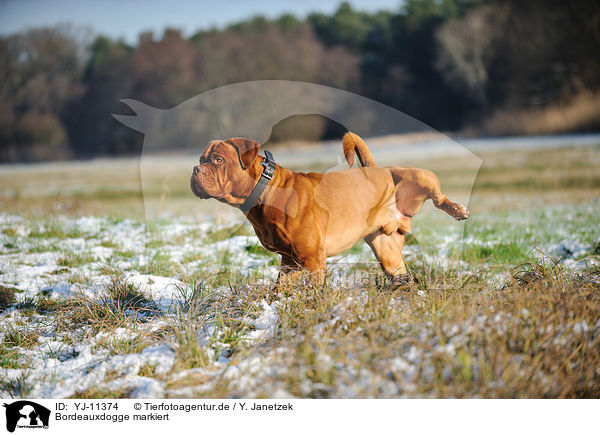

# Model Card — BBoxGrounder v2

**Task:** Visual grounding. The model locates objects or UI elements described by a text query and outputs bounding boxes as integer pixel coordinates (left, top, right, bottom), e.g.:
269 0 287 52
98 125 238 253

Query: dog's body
191 132 469 285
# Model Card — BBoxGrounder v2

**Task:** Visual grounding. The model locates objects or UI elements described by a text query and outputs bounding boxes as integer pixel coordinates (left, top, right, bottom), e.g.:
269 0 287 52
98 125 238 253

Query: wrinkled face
190 138 259 205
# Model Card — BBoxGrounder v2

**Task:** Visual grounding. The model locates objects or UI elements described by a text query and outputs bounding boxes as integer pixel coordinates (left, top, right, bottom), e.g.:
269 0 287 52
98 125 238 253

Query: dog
190 132 469 287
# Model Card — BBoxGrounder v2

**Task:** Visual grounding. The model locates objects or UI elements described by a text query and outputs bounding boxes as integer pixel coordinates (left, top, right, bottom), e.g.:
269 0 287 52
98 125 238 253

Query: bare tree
435 4 507 105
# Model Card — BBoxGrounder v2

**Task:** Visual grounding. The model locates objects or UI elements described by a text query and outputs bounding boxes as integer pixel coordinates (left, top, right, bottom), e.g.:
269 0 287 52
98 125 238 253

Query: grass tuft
0 372 33 398
0 285 18 311
2 323 40 349
57 252 96 268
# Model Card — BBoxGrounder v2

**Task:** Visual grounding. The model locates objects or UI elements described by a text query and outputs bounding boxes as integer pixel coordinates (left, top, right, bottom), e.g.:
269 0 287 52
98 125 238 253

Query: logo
2 401 50 433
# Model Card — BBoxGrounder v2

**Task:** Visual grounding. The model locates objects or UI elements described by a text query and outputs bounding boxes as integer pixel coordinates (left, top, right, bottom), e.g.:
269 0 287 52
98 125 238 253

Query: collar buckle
240 150 276 213
259 150 275 180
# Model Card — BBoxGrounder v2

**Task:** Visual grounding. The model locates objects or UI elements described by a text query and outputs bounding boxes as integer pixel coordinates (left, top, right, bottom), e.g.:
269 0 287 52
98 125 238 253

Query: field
1 137 599 398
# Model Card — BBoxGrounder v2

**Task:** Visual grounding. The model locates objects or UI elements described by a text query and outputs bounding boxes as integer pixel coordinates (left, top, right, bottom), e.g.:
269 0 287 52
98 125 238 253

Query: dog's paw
449 202 470 221
385 273 414 291
439 199 470 221
454 203 470 221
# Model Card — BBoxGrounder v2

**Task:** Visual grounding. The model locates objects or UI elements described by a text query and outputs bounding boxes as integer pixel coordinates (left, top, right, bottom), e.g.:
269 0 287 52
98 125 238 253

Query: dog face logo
3 401 50 432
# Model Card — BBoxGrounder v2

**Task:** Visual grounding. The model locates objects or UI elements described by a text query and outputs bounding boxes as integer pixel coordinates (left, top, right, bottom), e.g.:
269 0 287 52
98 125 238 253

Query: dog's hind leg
418 169 469 220
432 195 470 221
426 182 470 221
391 168 470 221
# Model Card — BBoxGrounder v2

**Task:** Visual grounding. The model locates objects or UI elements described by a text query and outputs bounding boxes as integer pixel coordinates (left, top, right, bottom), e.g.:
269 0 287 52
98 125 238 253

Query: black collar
239 150 276 214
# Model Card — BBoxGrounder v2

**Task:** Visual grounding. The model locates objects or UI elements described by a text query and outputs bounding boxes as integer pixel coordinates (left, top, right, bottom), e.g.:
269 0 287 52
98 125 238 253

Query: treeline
1 0 599 162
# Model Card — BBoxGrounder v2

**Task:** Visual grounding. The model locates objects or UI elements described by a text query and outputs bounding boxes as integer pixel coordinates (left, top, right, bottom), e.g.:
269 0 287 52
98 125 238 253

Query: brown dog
190 132 469 286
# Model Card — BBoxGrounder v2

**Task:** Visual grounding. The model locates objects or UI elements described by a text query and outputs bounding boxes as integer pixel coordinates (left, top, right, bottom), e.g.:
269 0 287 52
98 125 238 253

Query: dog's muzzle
190 166 209 198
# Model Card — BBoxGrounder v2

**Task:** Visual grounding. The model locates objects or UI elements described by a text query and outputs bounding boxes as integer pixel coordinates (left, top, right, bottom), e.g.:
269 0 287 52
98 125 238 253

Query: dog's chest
247 212 292 254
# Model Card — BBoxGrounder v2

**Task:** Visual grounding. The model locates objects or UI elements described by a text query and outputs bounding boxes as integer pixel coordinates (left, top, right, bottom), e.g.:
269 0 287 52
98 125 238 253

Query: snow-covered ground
0 199 599 398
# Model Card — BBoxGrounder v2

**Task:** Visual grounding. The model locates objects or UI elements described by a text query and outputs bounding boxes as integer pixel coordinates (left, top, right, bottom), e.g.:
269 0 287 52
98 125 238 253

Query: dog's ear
227 138 260 170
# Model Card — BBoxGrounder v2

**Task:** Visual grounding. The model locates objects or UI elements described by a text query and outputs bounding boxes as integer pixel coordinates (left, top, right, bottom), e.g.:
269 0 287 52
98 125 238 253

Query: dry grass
183 261 600 398
68 387 131 399
1 323 40 349
2 229 599 398
0 286 18 311
479 90 600 136
24 275 159 334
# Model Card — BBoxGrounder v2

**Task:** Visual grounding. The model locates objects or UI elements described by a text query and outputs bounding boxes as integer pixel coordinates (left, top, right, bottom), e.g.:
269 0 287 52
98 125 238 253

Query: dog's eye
213 156 224 165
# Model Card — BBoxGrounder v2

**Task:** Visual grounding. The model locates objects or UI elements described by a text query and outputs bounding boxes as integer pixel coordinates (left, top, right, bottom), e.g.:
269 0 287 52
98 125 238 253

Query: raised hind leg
433 195 470 221
391 167 470 221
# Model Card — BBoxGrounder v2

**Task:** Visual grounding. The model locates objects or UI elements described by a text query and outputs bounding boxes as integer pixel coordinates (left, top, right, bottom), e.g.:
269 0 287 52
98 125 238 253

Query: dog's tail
343 131 378 168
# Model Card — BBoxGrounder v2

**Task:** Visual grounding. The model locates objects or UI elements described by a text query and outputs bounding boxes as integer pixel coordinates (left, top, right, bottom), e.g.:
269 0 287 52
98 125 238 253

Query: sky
0 0 402 43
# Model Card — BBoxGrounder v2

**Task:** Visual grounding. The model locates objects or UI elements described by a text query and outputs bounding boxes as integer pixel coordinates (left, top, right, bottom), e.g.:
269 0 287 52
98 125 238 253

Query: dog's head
190 138 261 206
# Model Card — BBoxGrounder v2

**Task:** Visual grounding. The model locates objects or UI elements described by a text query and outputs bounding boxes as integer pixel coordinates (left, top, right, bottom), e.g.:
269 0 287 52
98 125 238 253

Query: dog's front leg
364 230 407 277
274 253 326 289
300 250 327 288
275 254 303 289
